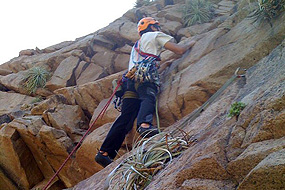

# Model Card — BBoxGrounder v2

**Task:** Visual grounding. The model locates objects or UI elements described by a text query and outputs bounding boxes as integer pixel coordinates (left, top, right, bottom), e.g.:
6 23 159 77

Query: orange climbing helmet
137 17 160 34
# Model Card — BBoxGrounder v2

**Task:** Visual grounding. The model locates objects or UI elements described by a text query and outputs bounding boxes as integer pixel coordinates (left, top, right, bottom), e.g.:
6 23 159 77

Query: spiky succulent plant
106 131 194 189
23 66 50 94
181 0 215 27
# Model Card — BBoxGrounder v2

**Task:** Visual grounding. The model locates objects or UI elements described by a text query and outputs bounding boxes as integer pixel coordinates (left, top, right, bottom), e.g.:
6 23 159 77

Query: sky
0 0 136 64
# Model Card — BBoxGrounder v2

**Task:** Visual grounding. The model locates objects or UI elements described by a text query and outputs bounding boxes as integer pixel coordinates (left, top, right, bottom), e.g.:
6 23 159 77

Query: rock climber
95 17 196 167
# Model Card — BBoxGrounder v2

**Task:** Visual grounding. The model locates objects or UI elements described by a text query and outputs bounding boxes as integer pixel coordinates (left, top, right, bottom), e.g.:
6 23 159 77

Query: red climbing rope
43 79 122 190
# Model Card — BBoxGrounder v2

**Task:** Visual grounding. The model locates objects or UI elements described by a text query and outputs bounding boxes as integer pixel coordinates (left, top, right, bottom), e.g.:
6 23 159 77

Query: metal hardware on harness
134 57 160 85
113 96 122 112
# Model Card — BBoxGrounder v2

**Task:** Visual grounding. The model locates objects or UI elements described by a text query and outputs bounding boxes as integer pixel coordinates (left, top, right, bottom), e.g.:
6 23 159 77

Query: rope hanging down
43 79 122 190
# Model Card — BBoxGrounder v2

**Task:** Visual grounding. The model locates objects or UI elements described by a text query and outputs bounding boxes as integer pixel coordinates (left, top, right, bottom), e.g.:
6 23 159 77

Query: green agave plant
106 131 194 190
23 67 50 94
181 0 215 27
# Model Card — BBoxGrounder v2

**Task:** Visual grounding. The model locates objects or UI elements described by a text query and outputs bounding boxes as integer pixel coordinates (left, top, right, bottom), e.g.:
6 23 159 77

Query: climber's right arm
164 40 196 55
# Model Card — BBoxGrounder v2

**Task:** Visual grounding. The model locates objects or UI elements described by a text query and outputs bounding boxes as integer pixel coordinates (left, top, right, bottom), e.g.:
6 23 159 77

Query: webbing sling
134 40 161 61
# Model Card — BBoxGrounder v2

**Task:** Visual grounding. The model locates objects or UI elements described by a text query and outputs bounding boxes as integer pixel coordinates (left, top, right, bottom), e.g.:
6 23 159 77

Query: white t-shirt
128 31 173 70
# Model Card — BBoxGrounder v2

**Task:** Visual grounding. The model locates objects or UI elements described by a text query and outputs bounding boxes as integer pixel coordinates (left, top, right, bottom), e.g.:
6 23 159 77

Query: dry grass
105 131 196 190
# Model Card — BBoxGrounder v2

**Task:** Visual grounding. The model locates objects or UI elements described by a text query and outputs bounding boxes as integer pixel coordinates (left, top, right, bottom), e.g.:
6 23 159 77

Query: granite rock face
0 0 284 189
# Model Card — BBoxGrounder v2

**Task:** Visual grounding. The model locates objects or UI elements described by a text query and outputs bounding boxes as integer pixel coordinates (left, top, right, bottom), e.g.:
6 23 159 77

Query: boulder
46 56 80 91
122 8 141 22
179 23 213 37
177 28 226 70
19 49 37 56
215 0 236 16
91 50 116 75
31 94 69 115
0 68 13 76
75 123 113 177
177 27 192 39
7 118 56 180
90 98 120 129
181 179 236 190
91 35 116 50
42 104 88 143
0 166 18 190
0 125 44 190
75 61 105 85
136 4 160 17
98 18 137 46
241 104 285 147
0 114 12 125
0 70 29 94
0 91 35 115
55 70 125 117
237 149 285 190
113 53 130 72
39 125 85 187
156 4 183 23
34 88 54 97
145 40 284 190
226 39 285 160
119 20 140 43
68 155 128 190
42 41 75 53
227 137 285 182
115 44 132 54
160 20 183 36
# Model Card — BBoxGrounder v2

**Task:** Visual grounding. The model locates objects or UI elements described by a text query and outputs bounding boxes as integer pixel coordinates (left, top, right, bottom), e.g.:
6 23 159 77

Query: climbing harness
43 79 123 190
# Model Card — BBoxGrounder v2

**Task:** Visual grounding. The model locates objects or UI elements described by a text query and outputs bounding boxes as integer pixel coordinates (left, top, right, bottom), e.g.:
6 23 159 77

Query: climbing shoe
95 152 112 168
137 125 159 138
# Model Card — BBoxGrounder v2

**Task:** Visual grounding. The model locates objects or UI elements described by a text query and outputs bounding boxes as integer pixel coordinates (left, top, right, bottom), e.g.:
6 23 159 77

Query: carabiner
235 67 247 78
